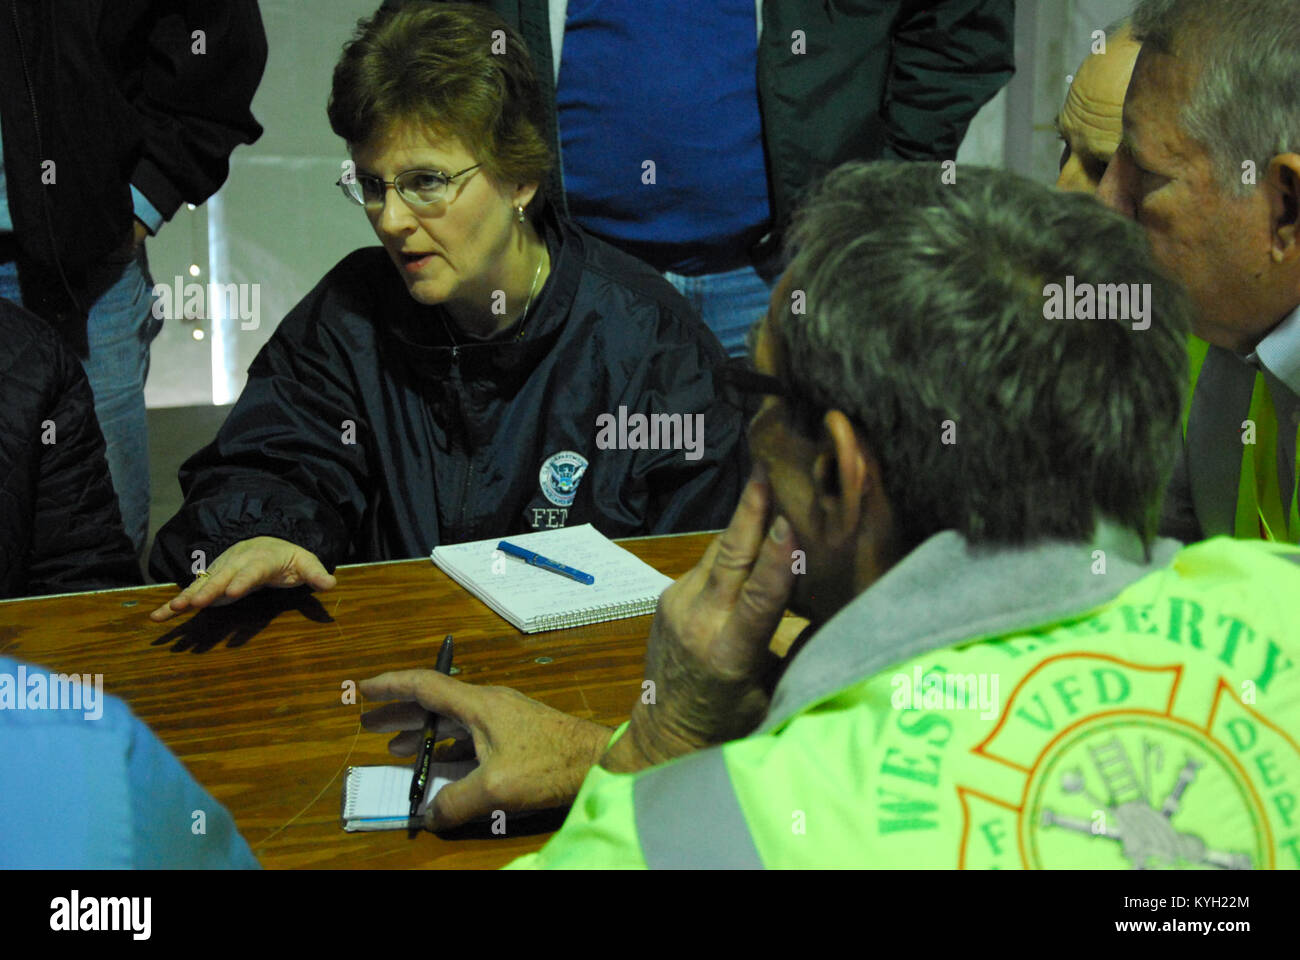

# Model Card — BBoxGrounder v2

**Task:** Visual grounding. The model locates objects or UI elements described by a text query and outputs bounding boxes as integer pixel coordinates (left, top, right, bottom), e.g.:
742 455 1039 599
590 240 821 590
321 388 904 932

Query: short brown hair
328 3 552 219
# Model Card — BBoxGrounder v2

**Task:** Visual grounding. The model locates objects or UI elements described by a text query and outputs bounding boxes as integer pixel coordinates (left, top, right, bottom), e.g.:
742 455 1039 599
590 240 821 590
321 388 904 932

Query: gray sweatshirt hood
758 523 1183 735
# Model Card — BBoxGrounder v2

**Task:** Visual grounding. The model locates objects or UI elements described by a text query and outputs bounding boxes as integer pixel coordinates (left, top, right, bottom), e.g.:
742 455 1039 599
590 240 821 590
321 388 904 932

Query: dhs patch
539 450 588 507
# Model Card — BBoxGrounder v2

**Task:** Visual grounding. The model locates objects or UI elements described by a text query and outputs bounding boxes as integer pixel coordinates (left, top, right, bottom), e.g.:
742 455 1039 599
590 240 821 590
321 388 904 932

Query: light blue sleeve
0 657 258 869
130 184 166 235
0 122 12 232
123 701 260 869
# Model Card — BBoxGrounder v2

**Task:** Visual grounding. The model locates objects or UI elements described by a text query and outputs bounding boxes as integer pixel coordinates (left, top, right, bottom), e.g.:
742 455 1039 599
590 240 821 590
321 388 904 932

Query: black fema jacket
0 299 141 598
148 212 747 586
0 0 267 355
386 0 1015 262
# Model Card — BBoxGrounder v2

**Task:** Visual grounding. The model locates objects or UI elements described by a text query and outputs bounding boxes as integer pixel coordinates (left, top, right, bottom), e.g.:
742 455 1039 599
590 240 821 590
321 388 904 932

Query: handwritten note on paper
430 524 675 632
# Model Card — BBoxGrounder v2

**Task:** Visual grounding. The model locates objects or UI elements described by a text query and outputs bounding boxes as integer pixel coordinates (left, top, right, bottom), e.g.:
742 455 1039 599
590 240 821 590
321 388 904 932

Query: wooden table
0 532 716 869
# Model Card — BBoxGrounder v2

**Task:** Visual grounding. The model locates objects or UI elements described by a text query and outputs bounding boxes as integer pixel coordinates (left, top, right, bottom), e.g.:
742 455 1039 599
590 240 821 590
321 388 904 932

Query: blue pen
496 540 595 585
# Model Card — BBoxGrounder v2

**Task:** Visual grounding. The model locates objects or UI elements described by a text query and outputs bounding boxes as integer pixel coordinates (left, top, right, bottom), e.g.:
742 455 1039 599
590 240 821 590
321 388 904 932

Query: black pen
408 634 454 833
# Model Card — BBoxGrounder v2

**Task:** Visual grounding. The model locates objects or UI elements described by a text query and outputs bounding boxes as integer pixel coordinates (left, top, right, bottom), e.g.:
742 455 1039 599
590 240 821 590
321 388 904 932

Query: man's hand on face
360 670 613 832
603 468 798 774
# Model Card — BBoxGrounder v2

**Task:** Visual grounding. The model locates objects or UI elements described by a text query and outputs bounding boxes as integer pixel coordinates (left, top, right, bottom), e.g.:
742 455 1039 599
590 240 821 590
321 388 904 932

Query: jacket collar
1249 303 1300 397
757 522 1183 734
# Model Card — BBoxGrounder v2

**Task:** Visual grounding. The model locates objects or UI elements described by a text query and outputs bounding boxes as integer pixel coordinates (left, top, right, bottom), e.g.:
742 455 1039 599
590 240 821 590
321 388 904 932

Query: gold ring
194 570 210 579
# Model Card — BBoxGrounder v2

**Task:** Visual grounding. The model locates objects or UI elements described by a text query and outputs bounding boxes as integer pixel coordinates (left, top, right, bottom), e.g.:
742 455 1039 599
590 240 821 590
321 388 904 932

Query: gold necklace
442 244 546 361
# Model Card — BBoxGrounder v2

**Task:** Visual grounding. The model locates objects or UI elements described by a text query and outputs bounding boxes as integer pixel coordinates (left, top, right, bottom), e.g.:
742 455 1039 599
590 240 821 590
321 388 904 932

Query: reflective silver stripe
634 748 763 869
1187 346 1258 537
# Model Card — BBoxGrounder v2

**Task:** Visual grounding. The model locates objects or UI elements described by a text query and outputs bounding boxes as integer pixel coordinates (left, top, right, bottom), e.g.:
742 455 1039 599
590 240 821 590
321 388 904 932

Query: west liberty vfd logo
956 653 1297 869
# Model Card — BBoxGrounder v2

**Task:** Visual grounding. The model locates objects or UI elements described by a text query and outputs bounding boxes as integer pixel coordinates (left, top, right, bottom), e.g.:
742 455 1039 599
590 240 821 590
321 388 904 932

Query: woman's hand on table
149 535 336 621
360 670 613 832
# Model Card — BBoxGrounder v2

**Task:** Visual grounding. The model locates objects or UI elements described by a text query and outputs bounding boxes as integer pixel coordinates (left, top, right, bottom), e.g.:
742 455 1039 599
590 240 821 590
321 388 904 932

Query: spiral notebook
341 761 478 831
429 524 674 633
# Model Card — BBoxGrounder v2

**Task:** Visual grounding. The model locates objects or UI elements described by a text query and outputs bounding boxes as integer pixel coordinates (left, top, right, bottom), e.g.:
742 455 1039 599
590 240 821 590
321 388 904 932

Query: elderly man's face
1056 29 1142 194
1099 48 1278 350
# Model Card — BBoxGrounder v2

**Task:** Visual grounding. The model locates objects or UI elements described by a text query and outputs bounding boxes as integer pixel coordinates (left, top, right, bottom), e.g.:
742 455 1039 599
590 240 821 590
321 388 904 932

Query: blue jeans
665 263 778 358
0 248 160 557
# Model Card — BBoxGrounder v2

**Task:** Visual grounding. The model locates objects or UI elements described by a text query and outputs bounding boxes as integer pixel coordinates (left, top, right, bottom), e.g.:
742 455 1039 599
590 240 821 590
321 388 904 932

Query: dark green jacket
383 0 1015 257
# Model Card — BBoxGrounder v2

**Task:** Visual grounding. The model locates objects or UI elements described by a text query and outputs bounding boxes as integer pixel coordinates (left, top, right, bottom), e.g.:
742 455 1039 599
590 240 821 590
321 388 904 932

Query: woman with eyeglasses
148 4 745 620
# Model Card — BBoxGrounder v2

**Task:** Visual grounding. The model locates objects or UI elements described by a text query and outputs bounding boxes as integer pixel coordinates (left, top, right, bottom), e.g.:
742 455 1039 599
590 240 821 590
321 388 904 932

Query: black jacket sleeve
23 335 142 596
148 304 371 587
880 0 1015 162
124 1 268 220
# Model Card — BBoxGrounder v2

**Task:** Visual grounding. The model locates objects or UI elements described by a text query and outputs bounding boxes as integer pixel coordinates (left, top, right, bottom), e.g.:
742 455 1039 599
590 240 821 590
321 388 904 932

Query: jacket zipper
456 454 474 537
446 378 474 537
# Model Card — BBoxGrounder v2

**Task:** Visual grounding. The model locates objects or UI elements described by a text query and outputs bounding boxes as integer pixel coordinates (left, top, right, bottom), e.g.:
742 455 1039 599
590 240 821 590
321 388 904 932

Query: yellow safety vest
508 538 1300 868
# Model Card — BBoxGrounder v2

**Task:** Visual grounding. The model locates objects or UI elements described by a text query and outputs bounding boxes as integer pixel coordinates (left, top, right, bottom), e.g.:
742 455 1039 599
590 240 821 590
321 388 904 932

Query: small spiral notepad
430 524 674 633
341 761 478 832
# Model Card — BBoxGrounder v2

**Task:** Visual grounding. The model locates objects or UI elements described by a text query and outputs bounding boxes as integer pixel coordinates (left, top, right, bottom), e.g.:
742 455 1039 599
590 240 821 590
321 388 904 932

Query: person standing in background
386 0 1015 356
0 2 268 560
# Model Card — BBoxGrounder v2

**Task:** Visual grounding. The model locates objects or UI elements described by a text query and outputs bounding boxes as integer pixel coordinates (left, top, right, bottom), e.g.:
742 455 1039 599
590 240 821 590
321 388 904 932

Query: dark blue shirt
555 1 770 275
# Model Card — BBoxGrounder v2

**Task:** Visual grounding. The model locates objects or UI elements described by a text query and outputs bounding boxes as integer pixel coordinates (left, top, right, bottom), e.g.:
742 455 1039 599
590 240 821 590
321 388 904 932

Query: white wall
145 0 380 408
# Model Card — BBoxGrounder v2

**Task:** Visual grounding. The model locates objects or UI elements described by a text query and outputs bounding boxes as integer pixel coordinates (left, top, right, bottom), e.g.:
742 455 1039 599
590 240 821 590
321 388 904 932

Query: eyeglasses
718 359 823 435
718 361 794 405
336 164 482 209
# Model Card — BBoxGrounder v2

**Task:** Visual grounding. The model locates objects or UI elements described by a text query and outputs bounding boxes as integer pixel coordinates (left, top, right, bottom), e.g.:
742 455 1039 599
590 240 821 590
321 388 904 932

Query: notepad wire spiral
530 597 657 633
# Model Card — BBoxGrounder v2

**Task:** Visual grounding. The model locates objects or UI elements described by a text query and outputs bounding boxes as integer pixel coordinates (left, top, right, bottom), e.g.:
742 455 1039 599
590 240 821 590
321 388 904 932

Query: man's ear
811 410 868 535
1266 154 1300 263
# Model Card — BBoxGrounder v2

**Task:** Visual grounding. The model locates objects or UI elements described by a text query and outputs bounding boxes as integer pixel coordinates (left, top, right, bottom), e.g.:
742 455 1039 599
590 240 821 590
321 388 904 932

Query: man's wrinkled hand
149 535 336 621
605 468 798 773
360 670 613 832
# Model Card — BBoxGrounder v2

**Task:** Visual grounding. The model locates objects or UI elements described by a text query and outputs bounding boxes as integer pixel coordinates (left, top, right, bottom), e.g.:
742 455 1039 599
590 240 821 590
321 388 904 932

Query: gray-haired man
1099 0 1300 545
